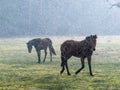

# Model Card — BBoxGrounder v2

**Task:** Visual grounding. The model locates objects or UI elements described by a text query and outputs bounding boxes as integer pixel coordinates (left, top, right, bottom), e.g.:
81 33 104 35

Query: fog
0 0 120 37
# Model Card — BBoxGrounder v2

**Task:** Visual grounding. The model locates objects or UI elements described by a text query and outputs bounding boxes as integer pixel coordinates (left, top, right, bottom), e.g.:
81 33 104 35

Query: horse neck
83 39 92 47
29 40 35 46
85 39 96 49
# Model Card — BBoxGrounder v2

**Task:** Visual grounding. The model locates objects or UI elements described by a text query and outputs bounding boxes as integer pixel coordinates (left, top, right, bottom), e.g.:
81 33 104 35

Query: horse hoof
38 62 41 64
60 72 62 74
68 73 71 76
60 71 63 74
75 71 79 75
90 74 94 76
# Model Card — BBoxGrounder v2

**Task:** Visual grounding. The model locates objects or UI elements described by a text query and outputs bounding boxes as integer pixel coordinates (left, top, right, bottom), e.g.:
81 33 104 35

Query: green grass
0 36 120 90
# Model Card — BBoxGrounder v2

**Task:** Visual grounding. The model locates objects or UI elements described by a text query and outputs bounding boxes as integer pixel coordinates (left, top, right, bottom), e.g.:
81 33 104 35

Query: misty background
0 0 120 37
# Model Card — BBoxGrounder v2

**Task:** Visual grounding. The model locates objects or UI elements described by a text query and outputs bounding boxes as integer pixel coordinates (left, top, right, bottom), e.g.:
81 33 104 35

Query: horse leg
75 57 85 75
60 53 67 75
60 60 71 75
60 65 65 74
60 55 65 74
49 48 52 62
43 49 47 63
37 51 41 64
87 56 94 76
65 61 71 75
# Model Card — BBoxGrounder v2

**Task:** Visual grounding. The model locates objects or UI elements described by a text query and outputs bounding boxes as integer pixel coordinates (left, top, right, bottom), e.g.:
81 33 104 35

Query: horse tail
60 45 66 66
49 44 56 55
48 39 56 55
61 52 65 66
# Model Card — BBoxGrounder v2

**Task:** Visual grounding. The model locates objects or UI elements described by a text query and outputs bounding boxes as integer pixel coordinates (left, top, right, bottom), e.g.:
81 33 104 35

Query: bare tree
110 2 120 9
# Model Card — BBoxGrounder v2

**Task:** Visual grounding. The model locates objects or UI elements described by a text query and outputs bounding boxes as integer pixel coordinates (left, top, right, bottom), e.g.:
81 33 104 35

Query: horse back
61 40 80 54
36 38 52 49
43 38 52 44
61 40 93 58
61 40 84 50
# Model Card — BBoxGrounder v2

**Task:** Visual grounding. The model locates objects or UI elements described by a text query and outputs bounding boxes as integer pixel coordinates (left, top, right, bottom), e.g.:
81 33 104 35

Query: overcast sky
0 0 120 37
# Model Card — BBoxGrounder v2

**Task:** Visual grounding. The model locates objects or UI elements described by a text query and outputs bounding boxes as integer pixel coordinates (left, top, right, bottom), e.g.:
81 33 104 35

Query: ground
0 36 120 90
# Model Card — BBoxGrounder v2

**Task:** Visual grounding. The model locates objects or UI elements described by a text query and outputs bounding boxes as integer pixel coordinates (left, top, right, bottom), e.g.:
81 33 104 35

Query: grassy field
0 36 120 90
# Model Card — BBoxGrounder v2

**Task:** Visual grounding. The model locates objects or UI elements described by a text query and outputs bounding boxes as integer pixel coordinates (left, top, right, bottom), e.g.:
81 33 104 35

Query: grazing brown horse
60 35 97 76
27 38 56 63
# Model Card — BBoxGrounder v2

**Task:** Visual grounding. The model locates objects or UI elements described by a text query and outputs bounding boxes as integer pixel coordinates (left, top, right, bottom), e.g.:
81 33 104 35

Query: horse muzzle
28 50 31 53
91 48 96 51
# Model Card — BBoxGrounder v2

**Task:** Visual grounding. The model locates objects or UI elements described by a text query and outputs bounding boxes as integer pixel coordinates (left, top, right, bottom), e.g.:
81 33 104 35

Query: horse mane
28 38 42 46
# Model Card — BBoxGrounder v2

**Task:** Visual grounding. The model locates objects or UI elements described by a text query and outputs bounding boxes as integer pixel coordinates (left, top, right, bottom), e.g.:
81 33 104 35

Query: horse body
61 40 93 58
60 35 97 76
27 38 56 63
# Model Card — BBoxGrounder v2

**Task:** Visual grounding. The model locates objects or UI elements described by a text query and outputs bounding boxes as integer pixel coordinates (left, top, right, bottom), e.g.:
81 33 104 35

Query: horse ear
92 35 97 39
94 35 97 39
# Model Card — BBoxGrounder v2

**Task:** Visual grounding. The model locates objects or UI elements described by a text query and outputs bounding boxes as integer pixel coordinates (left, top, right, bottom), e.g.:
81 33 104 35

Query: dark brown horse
60 35 97 76
27 38 56 63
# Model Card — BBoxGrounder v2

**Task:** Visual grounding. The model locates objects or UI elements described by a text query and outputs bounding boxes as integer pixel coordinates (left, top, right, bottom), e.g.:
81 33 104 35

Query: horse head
26 41 33 53
85 35 97 51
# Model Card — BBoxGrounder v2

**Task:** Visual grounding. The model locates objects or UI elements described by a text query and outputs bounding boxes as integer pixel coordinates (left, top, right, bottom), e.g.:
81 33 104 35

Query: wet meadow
0 36 120 90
